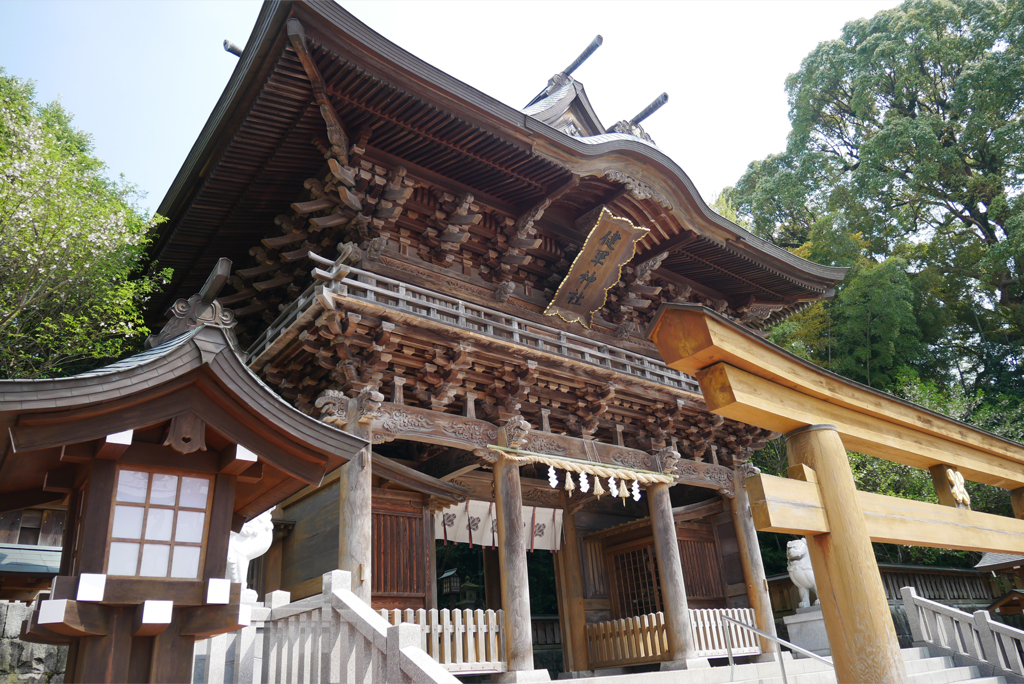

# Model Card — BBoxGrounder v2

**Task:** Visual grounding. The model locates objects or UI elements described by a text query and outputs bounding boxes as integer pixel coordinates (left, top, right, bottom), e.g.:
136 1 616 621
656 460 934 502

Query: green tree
0 70 169 379
832 258 923 390
730 0 1024 395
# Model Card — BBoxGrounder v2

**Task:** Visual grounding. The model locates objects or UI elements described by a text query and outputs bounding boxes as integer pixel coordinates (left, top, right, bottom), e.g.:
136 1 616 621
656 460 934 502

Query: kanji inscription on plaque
544 207 649 328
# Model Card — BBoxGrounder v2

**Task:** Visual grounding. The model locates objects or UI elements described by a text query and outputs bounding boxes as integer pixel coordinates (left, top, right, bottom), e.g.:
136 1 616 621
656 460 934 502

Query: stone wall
0 602 66 684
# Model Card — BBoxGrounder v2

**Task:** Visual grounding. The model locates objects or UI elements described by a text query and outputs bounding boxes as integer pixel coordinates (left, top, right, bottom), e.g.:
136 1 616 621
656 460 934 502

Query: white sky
1 0 902 215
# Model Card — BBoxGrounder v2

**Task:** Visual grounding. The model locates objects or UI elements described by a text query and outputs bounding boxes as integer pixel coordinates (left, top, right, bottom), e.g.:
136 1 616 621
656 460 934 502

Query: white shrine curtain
433 499 563 552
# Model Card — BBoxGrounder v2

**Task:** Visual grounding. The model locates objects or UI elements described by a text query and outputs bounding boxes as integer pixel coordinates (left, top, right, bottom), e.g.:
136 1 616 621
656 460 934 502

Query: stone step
909 665 989 684
904 655 956 675
901 646 933 661
563 646 1009 684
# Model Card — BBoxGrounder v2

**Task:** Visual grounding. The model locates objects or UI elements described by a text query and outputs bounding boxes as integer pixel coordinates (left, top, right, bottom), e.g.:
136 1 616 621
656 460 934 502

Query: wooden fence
194 571 457 684
586 607 760 669
770 564 997 616
378 608 506 675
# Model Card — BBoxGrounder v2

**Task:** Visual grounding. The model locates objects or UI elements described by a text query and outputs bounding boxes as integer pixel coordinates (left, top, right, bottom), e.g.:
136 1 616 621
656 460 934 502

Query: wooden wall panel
39 510 67 547
714 509 744 586
0 511 22 544
678 539 724 599
281 480 340 592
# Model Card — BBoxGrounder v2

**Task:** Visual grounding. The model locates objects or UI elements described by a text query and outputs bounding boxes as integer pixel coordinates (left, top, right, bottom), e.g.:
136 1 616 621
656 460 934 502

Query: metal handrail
721 615 834 684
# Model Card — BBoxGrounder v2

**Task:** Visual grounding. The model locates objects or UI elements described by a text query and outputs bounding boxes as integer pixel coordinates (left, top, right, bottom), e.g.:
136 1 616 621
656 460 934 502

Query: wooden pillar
558 489 589 672
786 424 907 684
1011 488 1024 520
424 506 438 611
648 483 702 669
493 452 536 674
72 607 133 683
339 389 379 604
149 610 195 684
730 467 777 657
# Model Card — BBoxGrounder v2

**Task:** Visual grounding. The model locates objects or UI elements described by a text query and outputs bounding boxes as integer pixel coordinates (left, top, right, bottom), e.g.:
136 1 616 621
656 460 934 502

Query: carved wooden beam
286 19 349 163
365 402 735 499
371 450 469 503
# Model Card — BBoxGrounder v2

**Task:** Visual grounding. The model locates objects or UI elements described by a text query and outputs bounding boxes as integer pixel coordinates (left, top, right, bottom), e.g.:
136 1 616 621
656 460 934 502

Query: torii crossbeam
647 303 1024 684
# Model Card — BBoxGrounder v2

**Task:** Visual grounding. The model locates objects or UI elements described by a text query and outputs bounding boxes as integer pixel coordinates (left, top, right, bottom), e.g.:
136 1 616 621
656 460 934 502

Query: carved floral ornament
600 170 672 210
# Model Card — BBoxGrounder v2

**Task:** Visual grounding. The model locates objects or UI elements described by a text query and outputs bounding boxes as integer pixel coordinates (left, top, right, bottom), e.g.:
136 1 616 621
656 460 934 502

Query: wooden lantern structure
0 271 366 683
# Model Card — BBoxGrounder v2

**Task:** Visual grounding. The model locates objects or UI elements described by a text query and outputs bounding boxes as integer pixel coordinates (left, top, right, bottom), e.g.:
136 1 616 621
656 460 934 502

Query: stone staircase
569 647 1010 684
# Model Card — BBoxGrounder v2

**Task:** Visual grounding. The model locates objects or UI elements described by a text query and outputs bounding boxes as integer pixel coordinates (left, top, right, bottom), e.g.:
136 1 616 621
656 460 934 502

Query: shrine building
0 1 860 681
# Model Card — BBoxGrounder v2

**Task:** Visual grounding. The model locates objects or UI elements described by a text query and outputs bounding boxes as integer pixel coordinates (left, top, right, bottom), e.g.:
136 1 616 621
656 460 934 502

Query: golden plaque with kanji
544 207 649 328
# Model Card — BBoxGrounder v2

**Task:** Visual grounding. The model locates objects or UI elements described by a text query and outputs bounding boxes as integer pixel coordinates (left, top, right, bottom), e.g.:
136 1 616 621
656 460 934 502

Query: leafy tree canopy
0 70 169 379
728 0 1024 395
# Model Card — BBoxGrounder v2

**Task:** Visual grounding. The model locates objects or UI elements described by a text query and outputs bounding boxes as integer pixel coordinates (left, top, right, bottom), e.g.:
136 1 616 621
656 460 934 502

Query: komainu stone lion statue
226 508 275 590
787 538 819 609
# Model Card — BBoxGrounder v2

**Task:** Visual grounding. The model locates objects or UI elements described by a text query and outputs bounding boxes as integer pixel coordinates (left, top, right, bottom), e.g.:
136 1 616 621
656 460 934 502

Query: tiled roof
71 330 200 378
976 552 1024 570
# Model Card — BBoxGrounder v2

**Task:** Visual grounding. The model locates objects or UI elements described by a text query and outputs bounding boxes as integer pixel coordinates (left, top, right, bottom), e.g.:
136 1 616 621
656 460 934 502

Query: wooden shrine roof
147 0 846 324
0 326 367 518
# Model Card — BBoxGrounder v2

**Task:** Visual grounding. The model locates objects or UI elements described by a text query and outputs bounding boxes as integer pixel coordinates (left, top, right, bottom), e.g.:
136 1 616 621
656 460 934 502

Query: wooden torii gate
648 303 1024 684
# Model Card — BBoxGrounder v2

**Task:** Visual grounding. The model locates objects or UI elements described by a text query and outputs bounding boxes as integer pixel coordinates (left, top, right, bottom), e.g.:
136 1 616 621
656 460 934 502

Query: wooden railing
587 612 669 668
378 608 506 675
247 268 700 394
902 585 1024 678
586 607 760 668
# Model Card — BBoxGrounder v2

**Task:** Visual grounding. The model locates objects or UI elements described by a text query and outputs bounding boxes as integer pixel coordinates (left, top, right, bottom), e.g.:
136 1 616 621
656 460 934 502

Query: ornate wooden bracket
286 19 349 163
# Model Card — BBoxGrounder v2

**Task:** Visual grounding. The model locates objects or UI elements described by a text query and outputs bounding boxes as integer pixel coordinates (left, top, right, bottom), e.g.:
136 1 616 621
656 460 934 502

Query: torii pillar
786 425 906 684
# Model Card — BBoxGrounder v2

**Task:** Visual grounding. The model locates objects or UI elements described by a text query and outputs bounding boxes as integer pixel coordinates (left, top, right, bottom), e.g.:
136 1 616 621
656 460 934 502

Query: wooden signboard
544 207 648 328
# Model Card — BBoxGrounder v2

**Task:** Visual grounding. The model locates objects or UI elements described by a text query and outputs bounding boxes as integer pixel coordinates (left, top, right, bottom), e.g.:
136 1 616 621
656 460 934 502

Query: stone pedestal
783 606 830 658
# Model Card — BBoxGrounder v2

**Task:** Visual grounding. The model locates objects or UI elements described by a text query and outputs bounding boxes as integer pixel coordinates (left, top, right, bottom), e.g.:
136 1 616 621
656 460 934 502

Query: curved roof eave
524 119 848 285
0 326 367 485
153 0 847 289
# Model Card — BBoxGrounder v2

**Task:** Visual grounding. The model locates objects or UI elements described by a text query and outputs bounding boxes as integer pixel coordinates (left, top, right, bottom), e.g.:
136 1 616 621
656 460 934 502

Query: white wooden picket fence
193 571 457 684
587 607 761 669
378 608 506 674
903 585 1024 679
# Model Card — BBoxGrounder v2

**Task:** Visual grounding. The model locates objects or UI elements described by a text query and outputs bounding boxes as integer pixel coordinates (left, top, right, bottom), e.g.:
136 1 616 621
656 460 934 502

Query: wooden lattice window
105 467 213 579
609 545 662 617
